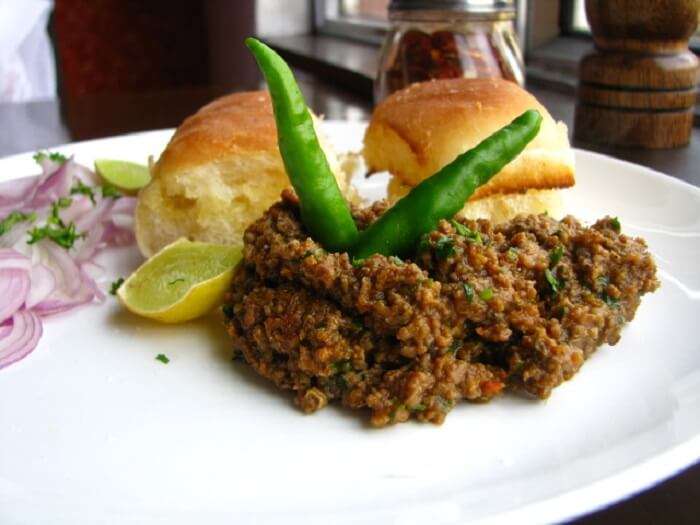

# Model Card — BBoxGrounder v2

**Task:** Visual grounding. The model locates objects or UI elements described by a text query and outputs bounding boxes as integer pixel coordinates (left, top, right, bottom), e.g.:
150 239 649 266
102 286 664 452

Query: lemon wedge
117 238 242 323
95 159 151 195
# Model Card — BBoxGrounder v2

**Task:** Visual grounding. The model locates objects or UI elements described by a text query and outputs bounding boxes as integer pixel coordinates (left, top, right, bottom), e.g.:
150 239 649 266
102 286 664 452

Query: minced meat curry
223 190 658 426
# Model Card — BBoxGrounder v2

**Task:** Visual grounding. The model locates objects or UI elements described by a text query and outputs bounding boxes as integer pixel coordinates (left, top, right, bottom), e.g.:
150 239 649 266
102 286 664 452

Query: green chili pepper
352 110 542 259
245 38 358 252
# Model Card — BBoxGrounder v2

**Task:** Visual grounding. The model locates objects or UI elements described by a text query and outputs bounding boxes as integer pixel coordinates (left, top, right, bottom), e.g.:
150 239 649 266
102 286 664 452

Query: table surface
1 78 698 524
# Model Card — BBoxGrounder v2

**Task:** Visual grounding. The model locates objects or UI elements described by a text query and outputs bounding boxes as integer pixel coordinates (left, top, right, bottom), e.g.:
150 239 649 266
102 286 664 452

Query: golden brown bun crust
363 78 575 200
155 91 278 174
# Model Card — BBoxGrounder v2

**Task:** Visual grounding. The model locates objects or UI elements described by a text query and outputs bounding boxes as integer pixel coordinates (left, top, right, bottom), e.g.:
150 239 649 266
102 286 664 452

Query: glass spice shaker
375 0 524 102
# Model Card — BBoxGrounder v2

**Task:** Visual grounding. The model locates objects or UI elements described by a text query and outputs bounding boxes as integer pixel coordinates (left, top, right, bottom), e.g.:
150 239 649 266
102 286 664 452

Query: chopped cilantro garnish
167 278 185 286
604 295 620 307
331 360 352 374
101 184 122 199
27 222 83 249
435 236 456 259
450 219 483 245
507 247 518 262
0 211 36 236
417 234 431 253
155 354 170 364
27 197 83 249
480 287 494 301
446 339 461 354
462 282 474 303
303 247 326 259
596 275 619 307
610 217 621 233
390 403 406 421
33 151 68 164
544 268 560 294
549 245 564 267
70 180 96 204
351 257 365 268
435 396 454 413
55 196 72 209
596 275 610 291
334 374 349 390
222 303 234 319
109 277 124 295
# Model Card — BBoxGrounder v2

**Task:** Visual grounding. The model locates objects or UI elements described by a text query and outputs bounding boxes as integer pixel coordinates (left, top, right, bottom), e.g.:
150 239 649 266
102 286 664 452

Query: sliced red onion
81 262 106 302
0 221 29 249
60 194 94 224
0 249 32 271
102 222 135 247
32 284 95 317
29 161 72 208
0 174 40 208
74 197 114 234
0 323 12 339
25 263 56 309
31 242 96 316
102 196 137 247
1 156 140 369
74 222 105 262
111 197 137 215
36 157 65 176
0 268 31 323
0 309 43 369
70 161 100 186
111 212 134 230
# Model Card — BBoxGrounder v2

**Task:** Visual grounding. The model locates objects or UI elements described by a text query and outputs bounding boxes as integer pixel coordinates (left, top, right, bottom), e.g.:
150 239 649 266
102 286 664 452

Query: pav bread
363 78 575 222
135 91 348 257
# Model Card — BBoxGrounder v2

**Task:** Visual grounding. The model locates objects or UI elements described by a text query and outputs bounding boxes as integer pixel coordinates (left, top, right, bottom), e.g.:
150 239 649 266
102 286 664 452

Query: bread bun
387 177 566 224
364 78 575 221
135 91 348 257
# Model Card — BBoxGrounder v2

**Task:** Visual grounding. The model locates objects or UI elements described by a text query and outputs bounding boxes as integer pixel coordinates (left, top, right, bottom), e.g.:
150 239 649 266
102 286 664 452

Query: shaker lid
389 0 515 13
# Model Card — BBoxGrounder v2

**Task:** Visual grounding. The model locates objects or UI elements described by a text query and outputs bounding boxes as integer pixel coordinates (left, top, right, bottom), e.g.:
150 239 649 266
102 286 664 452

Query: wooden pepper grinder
574 0 699 148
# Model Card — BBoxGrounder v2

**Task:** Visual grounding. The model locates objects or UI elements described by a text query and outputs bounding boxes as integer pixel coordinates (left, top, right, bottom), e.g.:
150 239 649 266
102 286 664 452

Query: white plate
1 122 699 525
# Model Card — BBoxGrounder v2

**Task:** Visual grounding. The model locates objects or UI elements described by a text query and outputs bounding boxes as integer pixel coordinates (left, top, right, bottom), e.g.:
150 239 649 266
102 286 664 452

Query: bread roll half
135 91 348 257
364 78 575 221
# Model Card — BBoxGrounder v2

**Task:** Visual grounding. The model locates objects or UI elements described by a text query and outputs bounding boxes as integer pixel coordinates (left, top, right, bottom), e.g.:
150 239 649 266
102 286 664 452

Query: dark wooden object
574 0 699 148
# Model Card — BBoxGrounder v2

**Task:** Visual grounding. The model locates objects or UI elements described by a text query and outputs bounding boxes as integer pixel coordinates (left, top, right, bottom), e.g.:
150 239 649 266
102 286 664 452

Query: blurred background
4 1 698 97
1 0 699 155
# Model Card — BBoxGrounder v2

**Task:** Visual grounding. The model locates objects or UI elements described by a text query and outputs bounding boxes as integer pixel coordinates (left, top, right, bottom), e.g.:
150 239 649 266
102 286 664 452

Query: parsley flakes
462 282 474 303
544 268 560 294
33 151 67 164
155 354 170 364
109 278 125 295
435 236 456 259
26 197 84 249
610 217 621 233
0 211 36 236
101 184 122 199
480 287 494 301
549 245 564 267
70 180 96 204
450 219 483 245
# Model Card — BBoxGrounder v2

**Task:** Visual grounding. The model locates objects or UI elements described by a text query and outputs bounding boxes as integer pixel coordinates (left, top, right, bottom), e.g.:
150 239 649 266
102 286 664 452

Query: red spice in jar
383 28 515 98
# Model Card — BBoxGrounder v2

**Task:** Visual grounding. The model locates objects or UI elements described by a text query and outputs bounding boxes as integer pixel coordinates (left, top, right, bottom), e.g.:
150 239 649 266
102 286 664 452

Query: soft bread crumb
135 91 349 257
387 176 566 223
